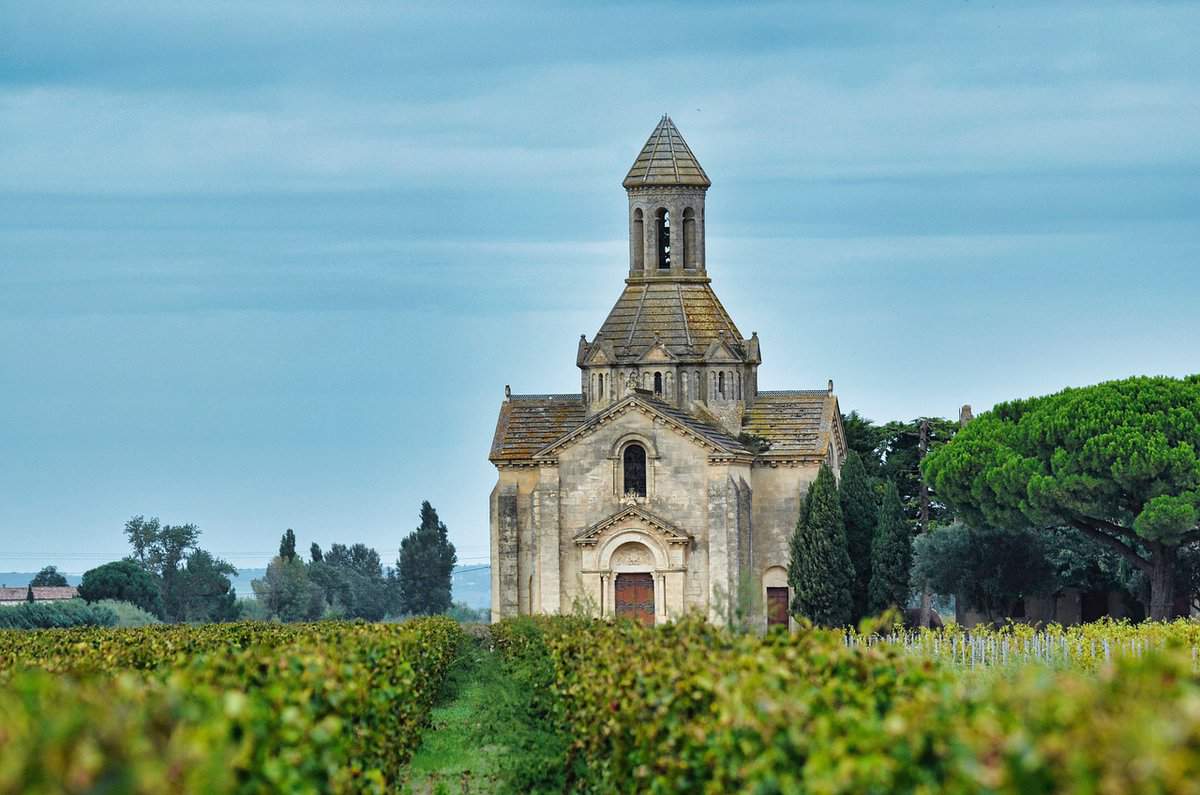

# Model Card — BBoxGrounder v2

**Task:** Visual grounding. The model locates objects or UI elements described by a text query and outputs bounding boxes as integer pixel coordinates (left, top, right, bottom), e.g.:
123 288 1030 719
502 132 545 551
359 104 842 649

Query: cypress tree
397 501 457 615
838 451 876 622
788 463 854 627
869 480 912 614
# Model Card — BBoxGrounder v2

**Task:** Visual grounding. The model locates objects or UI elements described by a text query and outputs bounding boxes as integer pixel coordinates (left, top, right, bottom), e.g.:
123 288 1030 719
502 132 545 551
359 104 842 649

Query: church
489 117 846 627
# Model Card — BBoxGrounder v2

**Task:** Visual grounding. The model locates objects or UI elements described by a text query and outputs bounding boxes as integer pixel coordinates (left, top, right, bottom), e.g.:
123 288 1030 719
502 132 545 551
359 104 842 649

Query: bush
0 617 462 793
0 599 117 630
495 615 1200 794
94 599 162 627
78 560 164 618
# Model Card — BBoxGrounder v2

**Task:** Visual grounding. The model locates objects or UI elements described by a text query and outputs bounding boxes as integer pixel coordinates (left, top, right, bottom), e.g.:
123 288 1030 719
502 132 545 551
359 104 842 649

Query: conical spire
622 115 711 188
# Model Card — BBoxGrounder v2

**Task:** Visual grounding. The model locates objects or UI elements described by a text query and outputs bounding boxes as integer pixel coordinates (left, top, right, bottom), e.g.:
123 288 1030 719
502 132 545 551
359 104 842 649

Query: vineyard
494 616 1200 794
0 618 461 794
6 615 1200 793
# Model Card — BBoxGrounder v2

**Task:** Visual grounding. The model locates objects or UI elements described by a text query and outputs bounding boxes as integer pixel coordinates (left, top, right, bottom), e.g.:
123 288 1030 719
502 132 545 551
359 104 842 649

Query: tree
923 376 1200 620
279 528 297 562
172 549 239 623
30 566 68 587
842 411 886 475
869 481 912 614
788 464 854 627
78 560 164 618
251 556 323 622
912 524 1056 624
396 501 457 616
310 542 323 563
309 541 390 620
838 452 876 622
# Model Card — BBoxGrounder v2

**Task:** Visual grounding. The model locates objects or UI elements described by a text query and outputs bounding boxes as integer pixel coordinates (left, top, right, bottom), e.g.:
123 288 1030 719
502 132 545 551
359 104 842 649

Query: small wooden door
767 587 789 628
615 573 655 627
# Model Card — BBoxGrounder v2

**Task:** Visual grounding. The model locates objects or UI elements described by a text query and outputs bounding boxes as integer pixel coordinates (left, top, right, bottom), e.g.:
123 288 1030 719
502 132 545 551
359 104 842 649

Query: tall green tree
78 560 164 618
788 464 854 627
923 375 1200 620
279 528 297 562
838 452 876 622
396 501 457 616
869 481 912 614
310 543 323 563
252 556 323 622
172 549 240 623
30 566 68 587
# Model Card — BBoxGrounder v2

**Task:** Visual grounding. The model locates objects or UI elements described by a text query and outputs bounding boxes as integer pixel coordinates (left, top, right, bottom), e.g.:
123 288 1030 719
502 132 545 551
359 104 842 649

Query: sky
1 1 1198 574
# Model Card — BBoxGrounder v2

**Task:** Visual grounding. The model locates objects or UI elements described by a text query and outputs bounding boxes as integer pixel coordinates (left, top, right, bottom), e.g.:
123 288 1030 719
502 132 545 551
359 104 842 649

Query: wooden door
767 587 789 628
615 573 655 627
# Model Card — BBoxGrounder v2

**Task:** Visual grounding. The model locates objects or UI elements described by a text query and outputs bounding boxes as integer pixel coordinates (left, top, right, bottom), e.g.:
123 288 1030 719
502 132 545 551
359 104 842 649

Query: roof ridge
509 392 582 401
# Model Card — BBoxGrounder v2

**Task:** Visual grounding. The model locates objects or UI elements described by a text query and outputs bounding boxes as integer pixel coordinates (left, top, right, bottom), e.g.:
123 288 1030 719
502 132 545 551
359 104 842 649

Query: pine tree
838 451 876 622
869 480 912 614
279 528 297 562
310 543 323 563
396 501 457 615
788 463 854 627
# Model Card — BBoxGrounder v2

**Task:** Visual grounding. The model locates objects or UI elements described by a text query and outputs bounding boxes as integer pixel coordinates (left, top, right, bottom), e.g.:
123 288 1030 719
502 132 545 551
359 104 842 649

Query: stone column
496 484 520 619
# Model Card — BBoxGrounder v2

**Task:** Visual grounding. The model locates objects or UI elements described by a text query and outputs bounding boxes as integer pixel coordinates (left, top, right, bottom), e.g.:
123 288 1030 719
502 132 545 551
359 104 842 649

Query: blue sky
2 1 1197 574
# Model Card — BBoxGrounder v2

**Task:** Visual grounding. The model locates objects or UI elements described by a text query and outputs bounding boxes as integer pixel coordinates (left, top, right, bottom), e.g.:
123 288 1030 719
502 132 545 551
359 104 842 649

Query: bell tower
624 115 710 279
578 116 760 434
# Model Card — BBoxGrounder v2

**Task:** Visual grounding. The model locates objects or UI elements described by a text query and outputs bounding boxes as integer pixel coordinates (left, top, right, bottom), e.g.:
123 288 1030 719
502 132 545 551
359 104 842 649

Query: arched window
598 373 604 401
694 371 702 401
655 208 671 269
718 371 726 398
682 207 697 269
623 444 647 497
632 209 645 272
736 371 742 399
653 371 663 396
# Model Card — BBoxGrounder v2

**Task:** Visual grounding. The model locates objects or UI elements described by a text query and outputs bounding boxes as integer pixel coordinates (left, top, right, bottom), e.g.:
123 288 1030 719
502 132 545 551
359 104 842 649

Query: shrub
0 618 462 793
0 599 117 630
94 599 162 627
78 560 164 618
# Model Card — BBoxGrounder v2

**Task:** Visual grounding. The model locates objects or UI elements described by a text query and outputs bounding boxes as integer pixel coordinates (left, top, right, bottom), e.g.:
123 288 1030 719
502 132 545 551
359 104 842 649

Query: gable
637 340 676 364
533 395 750 461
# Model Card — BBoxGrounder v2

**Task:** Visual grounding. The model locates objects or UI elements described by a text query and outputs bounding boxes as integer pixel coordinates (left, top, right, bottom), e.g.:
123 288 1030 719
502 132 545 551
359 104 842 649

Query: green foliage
397 502 457 616
279 527 297 562
79 559 165 618
869 481 912 613
0 618 462 794
121 515 238 623
310 542 323 563
0 599 117 629
788 463 854 626
922 375 1200 619
93 599 162 627
495 615 1200 794
251 556 324 622
29 566 67 587
446 602 490 624
838 451 876 622
309 542 390 621
913 523 1056 623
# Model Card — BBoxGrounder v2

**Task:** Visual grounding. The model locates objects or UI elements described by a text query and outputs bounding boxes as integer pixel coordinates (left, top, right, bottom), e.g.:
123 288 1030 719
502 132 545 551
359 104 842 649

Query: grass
402 627 573 794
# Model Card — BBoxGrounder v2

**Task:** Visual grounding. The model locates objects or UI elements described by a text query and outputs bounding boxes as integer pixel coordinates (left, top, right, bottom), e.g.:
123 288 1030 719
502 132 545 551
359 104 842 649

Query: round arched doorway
611 540 656 626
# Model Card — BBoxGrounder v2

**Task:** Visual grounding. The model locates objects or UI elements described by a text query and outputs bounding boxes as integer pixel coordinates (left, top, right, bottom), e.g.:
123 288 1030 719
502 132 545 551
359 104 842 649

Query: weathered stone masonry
490 116 846 625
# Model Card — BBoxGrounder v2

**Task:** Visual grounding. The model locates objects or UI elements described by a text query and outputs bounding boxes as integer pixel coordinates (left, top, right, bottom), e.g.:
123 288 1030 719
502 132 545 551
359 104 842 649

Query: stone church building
489 117 846 626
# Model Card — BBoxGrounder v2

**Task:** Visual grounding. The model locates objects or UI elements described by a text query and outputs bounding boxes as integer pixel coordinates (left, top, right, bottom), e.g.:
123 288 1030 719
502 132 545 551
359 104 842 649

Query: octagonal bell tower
624 115 710 278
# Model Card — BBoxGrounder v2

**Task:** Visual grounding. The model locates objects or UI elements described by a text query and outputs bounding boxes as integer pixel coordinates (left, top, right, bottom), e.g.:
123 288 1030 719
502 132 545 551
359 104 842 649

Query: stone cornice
574 503 692 546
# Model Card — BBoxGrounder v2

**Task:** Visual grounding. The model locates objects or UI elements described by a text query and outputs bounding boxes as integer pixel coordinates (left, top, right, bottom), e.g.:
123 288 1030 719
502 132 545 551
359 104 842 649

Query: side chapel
489 116 846 626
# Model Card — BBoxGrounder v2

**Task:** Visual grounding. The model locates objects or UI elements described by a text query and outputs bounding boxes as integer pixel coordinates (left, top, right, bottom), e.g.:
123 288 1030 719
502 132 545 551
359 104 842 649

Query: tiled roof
623 116 711 188
594 281 744 361
0 585 78 602
644 395 751 454
490 394 586 462
743 391 837 456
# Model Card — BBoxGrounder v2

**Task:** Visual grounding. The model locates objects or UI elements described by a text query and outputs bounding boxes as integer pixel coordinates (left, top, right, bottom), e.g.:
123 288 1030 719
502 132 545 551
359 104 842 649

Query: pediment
637 340 676 363
574 504 691 546
533 395 741 459
703 336 742 362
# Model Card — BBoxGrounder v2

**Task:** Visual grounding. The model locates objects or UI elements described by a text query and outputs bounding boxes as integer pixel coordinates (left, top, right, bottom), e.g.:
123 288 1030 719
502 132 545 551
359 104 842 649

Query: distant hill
1 564 491 611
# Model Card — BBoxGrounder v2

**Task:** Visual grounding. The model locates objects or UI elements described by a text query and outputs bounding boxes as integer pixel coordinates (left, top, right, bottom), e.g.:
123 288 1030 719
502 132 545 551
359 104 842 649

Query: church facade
489 117 846 626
